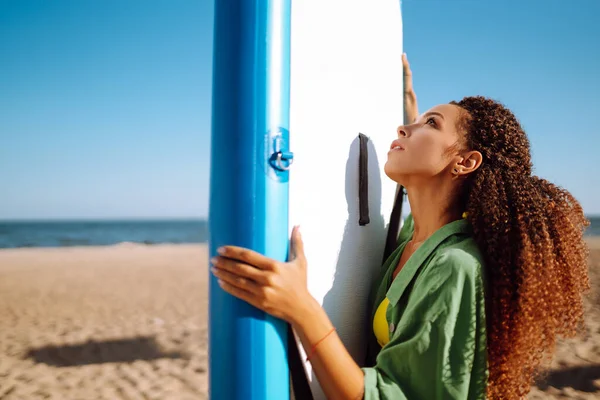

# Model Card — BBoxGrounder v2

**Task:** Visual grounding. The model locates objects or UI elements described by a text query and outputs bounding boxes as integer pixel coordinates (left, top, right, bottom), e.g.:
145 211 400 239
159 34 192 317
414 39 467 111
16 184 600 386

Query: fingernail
217 247 225 255
218 279 224 286
210 257 217 265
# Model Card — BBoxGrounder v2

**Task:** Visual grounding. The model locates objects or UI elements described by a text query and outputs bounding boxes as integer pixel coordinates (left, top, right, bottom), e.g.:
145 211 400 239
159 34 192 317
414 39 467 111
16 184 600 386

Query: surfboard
289 1 404 398
209 1 403 399
209 1 292 399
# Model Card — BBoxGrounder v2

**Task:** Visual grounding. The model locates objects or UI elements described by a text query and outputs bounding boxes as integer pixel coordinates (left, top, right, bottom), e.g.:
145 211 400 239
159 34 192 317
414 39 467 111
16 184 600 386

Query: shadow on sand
536 364 600 393
25 336 188 367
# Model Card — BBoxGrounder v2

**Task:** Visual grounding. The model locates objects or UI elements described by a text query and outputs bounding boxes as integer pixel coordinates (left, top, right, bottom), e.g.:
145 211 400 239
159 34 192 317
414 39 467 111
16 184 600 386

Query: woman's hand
403 53 419 124
210 226 311 325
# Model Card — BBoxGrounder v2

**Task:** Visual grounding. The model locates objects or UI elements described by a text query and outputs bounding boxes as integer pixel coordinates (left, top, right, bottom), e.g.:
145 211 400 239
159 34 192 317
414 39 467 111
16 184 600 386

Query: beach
0 244 208 400
1 240 599 399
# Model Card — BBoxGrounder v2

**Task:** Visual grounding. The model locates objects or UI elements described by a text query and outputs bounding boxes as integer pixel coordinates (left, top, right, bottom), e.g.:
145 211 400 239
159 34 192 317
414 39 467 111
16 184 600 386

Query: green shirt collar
386 218 470 307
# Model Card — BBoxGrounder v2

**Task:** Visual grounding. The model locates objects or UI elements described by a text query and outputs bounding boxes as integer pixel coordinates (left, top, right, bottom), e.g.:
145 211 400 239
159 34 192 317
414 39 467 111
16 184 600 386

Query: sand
0 240 599 399
0 244 208 400
528 237 600 400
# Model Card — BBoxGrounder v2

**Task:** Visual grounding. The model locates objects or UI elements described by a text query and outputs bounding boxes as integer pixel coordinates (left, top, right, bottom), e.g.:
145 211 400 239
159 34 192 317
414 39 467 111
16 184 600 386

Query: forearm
291 297 365 400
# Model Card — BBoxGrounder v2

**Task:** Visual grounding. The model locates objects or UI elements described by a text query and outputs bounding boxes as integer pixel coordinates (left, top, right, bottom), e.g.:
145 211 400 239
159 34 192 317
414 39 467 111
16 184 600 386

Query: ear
452 150 483 176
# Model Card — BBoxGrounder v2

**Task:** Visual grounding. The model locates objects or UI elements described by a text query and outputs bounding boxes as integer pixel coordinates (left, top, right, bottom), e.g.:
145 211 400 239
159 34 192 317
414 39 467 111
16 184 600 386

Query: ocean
0 220 208 249
0 217 598 249
587 217 600 237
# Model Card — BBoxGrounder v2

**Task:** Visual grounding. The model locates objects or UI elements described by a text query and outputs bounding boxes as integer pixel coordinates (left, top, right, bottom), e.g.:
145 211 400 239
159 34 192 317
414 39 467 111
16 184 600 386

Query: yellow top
373 296 390 347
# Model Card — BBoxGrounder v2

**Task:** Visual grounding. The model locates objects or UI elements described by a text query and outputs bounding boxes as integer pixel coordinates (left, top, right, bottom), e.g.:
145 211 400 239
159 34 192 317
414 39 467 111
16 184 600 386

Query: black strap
288 323 314 400
382 185 405 263
358 133 370 226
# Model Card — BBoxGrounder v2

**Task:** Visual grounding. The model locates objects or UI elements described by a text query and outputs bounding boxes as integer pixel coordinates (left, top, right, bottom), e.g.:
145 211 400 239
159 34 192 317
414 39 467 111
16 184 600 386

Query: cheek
414 134 454 166
385 135 450 177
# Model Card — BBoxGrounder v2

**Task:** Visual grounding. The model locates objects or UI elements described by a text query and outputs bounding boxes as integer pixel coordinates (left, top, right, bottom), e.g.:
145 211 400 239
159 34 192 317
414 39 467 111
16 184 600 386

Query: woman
210 54 590 399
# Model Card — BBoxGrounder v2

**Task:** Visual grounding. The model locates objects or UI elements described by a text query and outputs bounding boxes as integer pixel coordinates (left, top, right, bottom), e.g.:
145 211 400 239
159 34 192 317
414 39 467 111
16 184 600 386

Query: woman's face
384 103 465 184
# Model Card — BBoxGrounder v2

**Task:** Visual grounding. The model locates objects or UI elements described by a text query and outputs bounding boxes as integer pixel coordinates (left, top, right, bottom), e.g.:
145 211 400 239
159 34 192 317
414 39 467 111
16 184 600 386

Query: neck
405 177 461 243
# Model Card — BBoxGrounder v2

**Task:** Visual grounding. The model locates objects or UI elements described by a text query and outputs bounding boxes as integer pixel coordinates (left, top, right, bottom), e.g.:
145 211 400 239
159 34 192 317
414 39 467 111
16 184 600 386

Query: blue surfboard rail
209 0 292 399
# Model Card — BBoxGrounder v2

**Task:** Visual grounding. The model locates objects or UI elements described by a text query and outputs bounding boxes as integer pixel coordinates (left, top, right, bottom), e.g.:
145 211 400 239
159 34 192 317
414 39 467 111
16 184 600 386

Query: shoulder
420 235 485 291
435 236 484 274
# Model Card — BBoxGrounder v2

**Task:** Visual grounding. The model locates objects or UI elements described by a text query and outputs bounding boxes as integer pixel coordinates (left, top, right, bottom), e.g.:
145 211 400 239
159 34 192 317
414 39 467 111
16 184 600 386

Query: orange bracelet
306 327 336 362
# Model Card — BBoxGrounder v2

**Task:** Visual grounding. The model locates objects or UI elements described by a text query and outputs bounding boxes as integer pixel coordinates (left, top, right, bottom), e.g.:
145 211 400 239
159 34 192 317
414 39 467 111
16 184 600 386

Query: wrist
290 293 322 331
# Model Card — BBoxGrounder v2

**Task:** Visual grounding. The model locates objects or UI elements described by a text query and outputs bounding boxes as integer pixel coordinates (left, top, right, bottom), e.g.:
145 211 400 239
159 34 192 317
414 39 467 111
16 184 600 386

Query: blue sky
1 0 599 220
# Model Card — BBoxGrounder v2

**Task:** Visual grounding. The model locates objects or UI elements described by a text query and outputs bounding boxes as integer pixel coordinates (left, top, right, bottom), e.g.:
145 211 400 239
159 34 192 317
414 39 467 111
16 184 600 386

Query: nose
397 126 409 138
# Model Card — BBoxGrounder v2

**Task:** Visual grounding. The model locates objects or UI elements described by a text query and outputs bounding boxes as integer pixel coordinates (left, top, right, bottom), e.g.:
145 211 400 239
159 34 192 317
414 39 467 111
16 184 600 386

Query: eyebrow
421 111 445 120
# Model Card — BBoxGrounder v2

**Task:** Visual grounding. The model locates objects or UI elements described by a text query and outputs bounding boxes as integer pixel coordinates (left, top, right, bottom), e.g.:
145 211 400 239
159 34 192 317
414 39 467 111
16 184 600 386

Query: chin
383 163 406 185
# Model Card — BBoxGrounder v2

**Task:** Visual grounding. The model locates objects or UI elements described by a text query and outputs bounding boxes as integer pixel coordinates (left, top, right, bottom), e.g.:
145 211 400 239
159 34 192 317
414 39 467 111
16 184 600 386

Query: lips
389 139 405 151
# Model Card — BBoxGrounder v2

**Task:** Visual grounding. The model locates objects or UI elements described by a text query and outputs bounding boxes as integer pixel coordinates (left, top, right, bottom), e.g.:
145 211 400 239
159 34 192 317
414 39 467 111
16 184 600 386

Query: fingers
217 246 278 271
402 53 414 93
211 264 261 294
217 279 263 309
402 53 418 123
211 256 268 284
402 53 411 75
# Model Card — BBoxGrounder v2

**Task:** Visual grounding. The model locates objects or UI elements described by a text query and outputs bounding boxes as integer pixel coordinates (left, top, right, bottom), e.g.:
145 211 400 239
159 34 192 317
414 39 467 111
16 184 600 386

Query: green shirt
362 215 489 399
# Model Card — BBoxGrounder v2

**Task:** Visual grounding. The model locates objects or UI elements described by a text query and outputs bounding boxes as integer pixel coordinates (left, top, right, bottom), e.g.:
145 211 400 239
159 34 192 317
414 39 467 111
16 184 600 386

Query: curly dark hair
449 96 590 399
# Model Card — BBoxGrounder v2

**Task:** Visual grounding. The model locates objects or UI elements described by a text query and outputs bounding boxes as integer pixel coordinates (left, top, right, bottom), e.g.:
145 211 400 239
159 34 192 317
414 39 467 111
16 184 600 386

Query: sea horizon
1 216 599 249
0 217 208 223
0 219 209 249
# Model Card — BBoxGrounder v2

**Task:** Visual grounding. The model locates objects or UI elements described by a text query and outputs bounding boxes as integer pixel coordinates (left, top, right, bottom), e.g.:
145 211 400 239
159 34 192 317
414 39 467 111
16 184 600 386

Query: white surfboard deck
289 1 404 398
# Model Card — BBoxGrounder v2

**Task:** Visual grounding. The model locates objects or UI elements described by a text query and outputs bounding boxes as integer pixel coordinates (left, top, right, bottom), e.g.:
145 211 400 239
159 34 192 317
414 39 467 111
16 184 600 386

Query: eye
426 117 437 127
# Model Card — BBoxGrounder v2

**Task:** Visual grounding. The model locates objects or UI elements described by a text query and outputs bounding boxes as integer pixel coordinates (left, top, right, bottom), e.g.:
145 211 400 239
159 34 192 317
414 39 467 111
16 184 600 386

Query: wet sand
0 239 599 399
